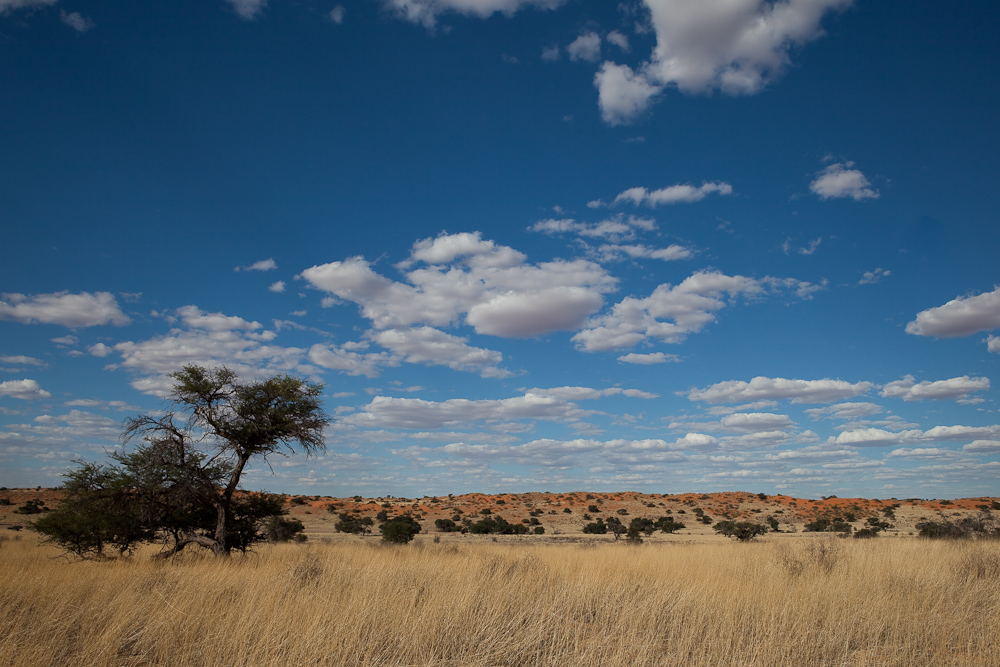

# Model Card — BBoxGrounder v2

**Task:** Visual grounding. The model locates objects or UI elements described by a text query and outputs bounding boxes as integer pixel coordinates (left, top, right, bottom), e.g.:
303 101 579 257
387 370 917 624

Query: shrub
434 518 459 532
582 519 607 534
563 508 572 513
469 516 528 535
655 516 685 534
16 499 48 515
714 521 768 542
264 516 306 543
587 505 599 513
533 526 545 535
335 513 374 535
380 515 421 543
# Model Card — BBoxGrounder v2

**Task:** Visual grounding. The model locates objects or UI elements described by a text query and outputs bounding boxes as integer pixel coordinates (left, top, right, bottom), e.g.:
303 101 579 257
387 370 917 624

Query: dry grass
1 532 999 666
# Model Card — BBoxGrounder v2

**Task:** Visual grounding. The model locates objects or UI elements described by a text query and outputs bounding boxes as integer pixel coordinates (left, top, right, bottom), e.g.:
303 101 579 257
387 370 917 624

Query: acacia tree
123 365 329 556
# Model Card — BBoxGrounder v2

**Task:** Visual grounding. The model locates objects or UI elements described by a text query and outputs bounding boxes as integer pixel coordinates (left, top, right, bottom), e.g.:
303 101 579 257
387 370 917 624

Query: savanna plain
2 490 1000 667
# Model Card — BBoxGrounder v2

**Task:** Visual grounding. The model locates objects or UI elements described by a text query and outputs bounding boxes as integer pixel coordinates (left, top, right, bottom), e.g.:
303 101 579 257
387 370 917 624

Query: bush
582 519 607 534
655 516 685 534
335 512 374 535
587 505 599 513
434 518 459 532
916 514 999 539
714 521 768 542
264 516 306 543
16 499 48 515
468 516 528 535
533 526 544 535
380 515 421 543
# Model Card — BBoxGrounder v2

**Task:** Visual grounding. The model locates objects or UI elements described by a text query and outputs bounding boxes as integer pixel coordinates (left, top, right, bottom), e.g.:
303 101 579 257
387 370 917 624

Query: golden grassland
2 533 999 667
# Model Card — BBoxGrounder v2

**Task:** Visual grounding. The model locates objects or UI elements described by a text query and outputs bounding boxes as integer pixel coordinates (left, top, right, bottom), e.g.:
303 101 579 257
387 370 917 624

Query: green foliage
434 518 459 532
605 516 626 540
15 499 48 515
335 512 374 535
713 521 769 542
582 519 607 534
916 513 999 539
468 515 529 535
629 517 657 537
264 515 306 543
587 504 599 513
31 462 155 559
380 515 422 543
532 526 545 535
655 516 686 534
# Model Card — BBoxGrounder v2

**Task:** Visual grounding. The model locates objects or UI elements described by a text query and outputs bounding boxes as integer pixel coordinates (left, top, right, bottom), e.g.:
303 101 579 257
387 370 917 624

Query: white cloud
0 0 55 13
688 376 873 404
345 391 594 430
370 327 509 377
301 232 616 354
308 343 392 379
782 237 822 256
595 0 851 124
906 287 1000 338
0 379 51 400
235 257 277 272
60 10 94 32
111 306 310 395
87 343 114 357
606 29 629 52
227 0 266 20
0 291 130 327
381 0 567 30
809 162 879 200
328 4 345 23
525 386 658 400
51 335 78 346
964 440 1000 454
598 243 693 263
0 355 47 367
832 424 1000 447
859 268 890 285
594 62 661 125
804 402 882 420
880 375 990 402
567 31 601 63
618 351 678 365
574 270 800 352
528 214 656 242
541 44 561 61
268 281 286 293
613 181 733 206
720 412 794 432
989 336 1000 354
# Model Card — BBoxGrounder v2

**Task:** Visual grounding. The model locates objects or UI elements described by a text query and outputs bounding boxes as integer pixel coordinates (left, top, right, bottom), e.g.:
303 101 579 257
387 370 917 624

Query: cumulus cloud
688 376 873 404
804 402 882 420
573 271 821 352
307 343 392 379
595 0 852 124
596 243 693 263
328 4 345 23
720 412 794 432
226 0 266 19
528 214 656 242
879 375 990 402
344 391 595 430
110 306 311 395
235 258 277 272
87 343 114 357
989 336 1000 354
567 31 601 62
0 0 55 13
832 424 1000 447
0 291 130 327
964 440 1000 454
809 162 878 200
525 386 658 400
618 351 678 364
594 62 662 125
606 29 629 52
613 181 733 206
859 268 890 285
0 379 51 400
301 232 615 374
60 10 94 32
381 0 567 30
268 281 286 293
0 356 47 367
906 287 1000 338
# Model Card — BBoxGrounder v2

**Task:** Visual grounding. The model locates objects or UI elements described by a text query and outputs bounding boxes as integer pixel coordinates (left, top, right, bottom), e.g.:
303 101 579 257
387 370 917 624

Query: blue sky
2 0 999 498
